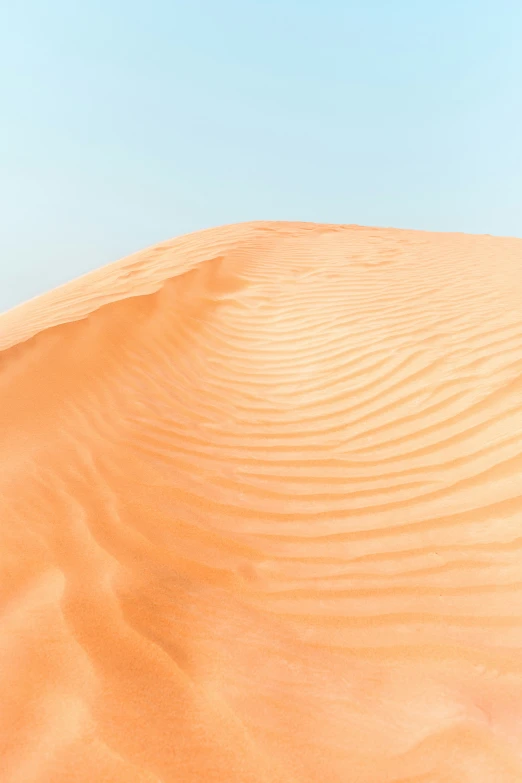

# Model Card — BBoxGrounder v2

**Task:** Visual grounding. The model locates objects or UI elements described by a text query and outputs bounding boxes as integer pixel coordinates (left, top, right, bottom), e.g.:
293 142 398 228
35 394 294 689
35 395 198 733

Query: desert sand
2 221 522 782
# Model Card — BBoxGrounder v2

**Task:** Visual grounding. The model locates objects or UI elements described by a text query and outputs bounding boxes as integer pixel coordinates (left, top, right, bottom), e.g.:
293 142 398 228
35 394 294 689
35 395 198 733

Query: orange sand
2 221 522 782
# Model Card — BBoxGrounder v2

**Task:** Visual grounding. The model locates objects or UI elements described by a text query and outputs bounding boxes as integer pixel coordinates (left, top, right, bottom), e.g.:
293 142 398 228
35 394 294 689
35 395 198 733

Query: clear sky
2 1 522 311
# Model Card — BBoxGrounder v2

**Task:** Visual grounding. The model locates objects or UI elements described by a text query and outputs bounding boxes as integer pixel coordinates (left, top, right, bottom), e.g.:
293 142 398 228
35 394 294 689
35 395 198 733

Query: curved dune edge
2 221 522 781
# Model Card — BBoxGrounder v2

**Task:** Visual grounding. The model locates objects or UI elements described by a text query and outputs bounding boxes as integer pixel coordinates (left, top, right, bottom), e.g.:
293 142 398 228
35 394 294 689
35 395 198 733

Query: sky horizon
2 1 522 311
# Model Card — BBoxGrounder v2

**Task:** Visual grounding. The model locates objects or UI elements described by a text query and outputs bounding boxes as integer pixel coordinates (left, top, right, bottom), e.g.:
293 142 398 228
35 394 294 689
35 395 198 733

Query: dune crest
2 221 522 781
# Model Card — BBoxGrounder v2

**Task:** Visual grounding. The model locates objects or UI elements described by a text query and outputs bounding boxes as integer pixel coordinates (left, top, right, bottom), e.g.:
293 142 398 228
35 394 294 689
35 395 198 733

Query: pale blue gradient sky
1 1 521 311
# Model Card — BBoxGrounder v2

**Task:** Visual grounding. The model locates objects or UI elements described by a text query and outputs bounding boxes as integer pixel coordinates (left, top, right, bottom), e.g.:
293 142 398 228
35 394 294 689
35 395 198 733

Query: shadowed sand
2 221 522 781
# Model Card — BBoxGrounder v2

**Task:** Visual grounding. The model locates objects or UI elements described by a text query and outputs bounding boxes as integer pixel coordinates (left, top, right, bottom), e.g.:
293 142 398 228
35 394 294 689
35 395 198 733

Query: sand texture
2 221 522 781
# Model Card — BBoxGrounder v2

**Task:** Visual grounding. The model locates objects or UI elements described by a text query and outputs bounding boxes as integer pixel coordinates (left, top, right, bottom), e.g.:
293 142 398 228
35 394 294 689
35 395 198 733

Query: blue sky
2 1 522 310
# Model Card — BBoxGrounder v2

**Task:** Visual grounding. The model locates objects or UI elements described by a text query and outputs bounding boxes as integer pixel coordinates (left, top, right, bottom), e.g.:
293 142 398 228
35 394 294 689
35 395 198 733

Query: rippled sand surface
2 221 522 782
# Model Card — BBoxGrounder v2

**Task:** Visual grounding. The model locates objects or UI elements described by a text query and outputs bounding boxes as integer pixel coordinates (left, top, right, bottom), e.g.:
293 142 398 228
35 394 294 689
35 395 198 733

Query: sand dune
2 221 522 781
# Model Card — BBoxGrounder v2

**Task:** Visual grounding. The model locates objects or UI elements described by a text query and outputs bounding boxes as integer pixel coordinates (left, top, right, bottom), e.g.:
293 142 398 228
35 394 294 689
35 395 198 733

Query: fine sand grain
2 221 522 781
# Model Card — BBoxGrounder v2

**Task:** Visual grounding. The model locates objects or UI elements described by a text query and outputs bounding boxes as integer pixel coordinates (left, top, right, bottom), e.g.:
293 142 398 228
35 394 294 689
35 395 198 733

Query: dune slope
2 221 522 782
